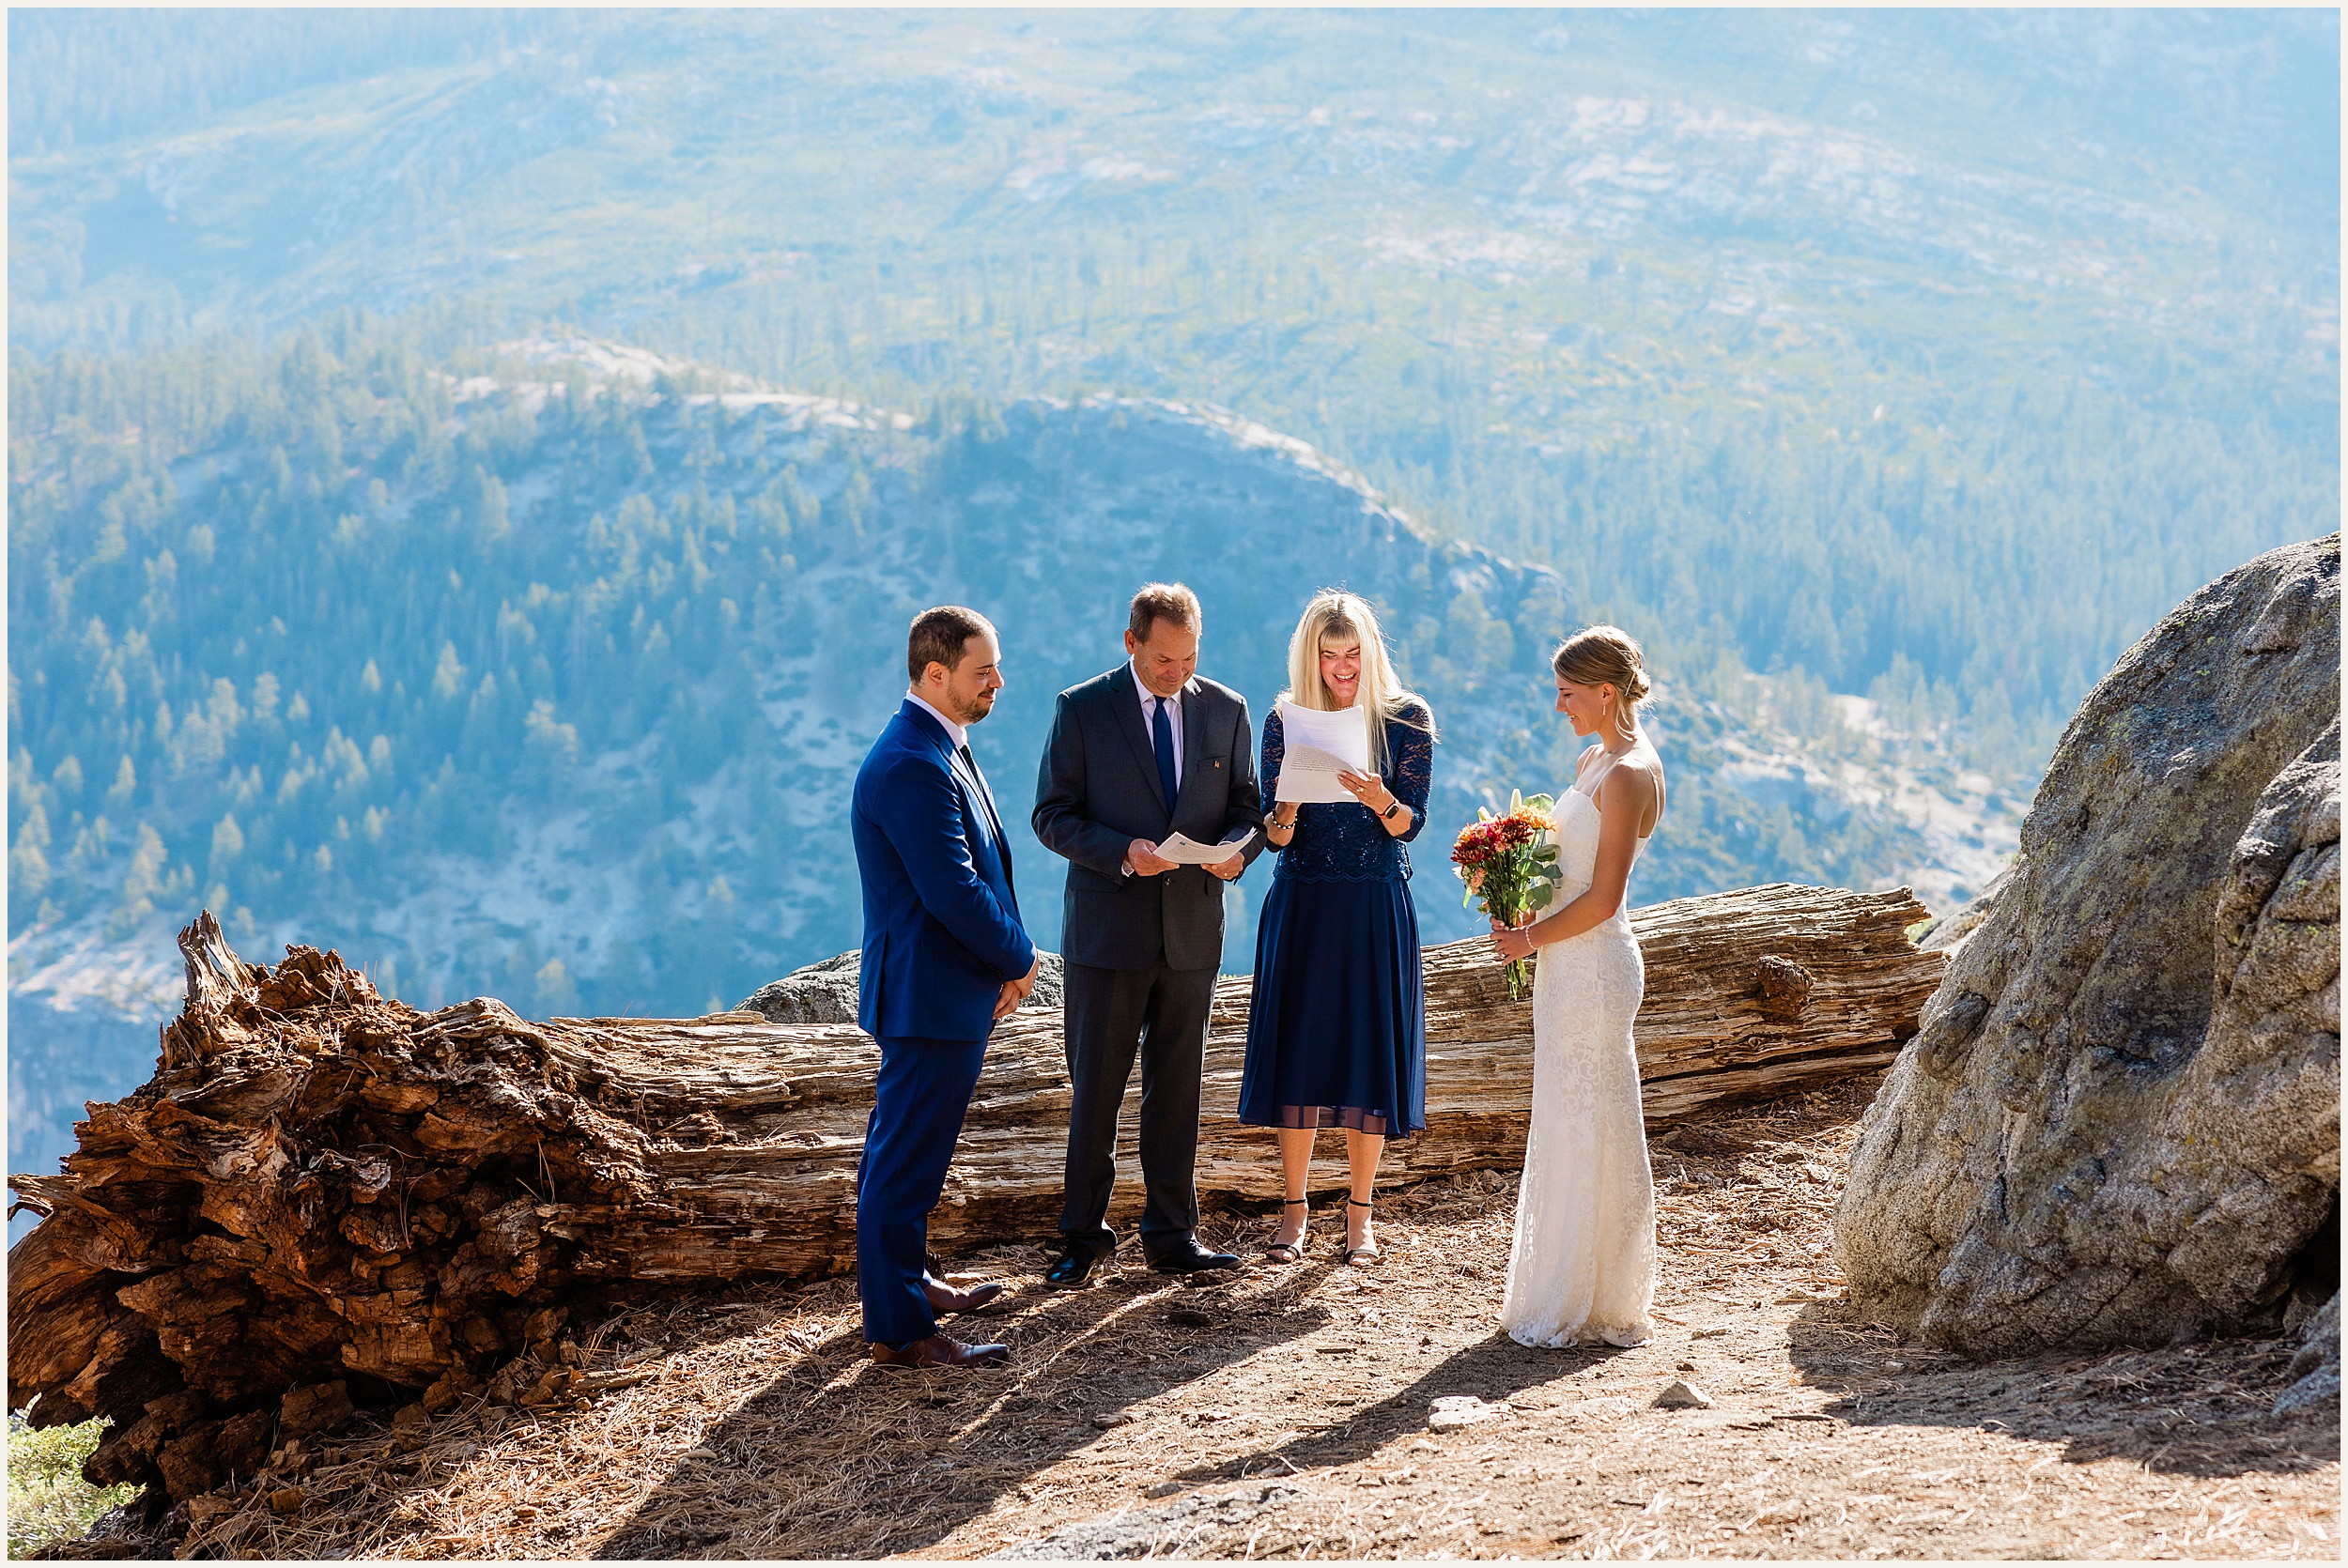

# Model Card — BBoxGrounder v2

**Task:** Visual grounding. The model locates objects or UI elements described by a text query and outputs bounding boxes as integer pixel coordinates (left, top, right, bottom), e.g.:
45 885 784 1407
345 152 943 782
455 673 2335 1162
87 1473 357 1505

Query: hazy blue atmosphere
8 8 2339 1216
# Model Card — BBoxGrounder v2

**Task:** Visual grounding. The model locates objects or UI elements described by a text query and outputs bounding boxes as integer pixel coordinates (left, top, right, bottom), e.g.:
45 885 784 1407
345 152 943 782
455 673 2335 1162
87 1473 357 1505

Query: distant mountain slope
8 334 2010 1222
7 330 2003 1003
11 9 2334 360
12 9 2332 789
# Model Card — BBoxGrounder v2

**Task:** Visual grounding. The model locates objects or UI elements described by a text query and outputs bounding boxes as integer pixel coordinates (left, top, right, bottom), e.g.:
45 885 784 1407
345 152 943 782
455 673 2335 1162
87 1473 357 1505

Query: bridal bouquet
1452 792 1563 1002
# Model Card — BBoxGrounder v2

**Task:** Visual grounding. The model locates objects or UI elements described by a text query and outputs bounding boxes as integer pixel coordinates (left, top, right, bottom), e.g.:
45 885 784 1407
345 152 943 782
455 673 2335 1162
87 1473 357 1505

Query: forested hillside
12 9 2335 771
8 321 1938 1010
8 9 557 157
5 323 2000 1226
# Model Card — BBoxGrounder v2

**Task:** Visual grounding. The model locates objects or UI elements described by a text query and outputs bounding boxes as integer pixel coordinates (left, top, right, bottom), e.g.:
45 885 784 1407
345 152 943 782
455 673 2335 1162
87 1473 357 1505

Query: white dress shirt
908 689 1009 851
1130 662 1183 792
905 690 968 752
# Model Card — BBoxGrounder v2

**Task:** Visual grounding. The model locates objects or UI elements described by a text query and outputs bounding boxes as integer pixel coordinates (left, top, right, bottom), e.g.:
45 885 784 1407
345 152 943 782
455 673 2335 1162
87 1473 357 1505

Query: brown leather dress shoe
869 1333 1010 1370
922 1273 1006 1314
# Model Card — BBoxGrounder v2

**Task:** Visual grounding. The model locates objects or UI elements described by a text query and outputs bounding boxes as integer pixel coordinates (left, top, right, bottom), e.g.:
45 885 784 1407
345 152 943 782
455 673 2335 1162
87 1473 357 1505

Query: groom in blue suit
851 606 1040 1369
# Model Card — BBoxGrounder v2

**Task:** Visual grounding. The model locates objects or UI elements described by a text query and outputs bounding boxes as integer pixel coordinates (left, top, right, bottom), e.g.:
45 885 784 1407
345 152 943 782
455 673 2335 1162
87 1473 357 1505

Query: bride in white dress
1489 626 1665 1349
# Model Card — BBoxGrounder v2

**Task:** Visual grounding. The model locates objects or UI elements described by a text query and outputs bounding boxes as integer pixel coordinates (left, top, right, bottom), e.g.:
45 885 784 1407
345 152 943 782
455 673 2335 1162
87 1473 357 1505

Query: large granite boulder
739 949 1067 1024
2275 1289 2341 1418
1837 535 2340 1355
1910 859 2016 956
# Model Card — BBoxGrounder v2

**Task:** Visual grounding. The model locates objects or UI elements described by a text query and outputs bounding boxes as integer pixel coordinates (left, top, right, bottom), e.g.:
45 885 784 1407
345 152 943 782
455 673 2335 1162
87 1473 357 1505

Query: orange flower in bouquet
1451 791 1563 1001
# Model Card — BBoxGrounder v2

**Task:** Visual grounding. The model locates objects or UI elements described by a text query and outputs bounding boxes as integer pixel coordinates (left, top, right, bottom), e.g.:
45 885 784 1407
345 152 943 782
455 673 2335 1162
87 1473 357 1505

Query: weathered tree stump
9 884 1936 1497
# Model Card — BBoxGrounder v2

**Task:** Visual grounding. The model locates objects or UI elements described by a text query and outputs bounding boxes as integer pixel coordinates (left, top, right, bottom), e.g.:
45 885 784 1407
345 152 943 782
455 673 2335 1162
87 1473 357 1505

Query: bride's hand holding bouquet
1451 791 1563 1001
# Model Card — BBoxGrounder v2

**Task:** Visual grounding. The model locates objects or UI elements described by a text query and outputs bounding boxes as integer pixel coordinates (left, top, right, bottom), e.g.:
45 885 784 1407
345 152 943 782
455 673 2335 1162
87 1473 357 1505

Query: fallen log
8 884 1936 1498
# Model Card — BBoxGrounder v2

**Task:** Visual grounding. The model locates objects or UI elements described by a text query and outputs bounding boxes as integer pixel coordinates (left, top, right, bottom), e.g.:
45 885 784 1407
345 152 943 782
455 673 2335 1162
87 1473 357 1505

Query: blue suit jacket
853 699 1035 1041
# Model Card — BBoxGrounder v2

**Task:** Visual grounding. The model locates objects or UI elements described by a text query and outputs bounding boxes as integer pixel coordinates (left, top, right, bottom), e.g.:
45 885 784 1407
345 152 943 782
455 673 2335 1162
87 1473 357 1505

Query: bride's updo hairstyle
1281 590 1435 768
1552 625 1651 735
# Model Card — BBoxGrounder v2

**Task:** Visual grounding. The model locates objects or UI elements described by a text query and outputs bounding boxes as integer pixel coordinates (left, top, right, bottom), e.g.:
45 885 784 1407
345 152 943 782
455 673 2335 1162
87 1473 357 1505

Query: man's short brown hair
1128 582 1203 643
906 605 996 684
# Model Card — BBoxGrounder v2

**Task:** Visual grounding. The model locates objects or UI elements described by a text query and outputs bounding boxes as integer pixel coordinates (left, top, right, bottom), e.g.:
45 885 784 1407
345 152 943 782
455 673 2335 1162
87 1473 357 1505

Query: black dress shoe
1149 1240 1241 1276
922 1273 1005 1314
1044 1245 1104 1289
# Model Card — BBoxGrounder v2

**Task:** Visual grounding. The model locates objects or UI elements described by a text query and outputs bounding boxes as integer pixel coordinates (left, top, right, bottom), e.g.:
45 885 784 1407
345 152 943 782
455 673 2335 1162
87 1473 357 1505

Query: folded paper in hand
1274 700 1372 804
1154 829 1258 865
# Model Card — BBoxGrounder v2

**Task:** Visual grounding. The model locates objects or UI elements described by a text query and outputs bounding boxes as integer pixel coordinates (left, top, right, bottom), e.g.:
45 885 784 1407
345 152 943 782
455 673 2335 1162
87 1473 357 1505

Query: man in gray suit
1032 583 1266 1284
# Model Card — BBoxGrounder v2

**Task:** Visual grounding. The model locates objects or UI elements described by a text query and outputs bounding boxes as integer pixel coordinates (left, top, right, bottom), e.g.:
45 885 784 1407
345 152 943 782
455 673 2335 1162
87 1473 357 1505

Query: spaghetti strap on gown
1498 744 1660 1348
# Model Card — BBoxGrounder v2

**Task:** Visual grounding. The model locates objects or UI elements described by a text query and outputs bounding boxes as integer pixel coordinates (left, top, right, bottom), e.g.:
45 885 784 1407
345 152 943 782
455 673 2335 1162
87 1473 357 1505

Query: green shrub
6 1417 139 1558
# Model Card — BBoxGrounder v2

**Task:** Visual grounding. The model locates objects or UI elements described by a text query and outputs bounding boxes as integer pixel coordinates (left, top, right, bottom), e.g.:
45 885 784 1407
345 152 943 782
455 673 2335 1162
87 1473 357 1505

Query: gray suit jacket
1032 667 1266 971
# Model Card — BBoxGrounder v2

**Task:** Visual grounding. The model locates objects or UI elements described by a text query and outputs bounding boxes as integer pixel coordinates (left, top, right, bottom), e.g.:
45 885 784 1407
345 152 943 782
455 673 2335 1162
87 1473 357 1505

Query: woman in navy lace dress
1240 592 1436 1267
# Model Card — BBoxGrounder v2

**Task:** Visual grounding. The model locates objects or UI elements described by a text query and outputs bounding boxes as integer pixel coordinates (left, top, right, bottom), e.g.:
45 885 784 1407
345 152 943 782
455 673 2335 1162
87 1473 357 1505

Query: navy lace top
1259 702 1435 884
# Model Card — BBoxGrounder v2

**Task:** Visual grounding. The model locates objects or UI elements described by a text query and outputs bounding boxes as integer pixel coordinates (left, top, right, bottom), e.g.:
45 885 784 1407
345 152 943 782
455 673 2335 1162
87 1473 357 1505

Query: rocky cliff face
1836 535 2340 1355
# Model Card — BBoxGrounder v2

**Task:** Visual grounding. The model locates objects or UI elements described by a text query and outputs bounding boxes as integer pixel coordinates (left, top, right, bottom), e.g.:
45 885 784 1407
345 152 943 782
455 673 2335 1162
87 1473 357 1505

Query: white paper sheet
1274 700 1373 803
1154 829 1258 865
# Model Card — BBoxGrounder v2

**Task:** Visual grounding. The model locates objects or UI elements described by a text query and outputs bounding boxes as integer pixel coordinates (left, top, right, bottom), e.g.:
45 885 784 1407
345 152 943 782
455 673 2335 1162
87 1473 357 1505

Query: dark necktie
956 744 1006 846
1151 696 1179 810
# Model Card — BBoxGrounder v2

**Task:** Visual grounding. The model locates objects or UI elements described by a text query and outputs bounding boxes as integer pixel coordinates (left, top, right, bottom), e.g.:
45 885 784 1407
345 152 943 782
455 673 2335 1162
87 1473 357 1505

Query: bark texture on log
8 884 1934 1497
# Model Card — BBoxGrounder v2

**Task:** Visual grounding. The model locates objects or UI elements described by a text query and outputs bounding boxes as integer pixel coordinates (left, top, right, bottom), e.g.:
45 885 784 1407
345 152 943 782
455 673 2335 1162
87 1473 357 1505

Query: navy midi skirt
1237 874 1427 1138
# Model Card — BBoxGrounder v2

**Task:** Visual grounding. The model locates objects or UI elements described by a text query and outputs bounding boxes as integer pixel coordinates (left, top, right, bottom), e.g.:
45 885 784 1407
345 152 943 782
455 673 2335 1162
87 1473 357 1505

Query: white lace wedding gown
1499 744 1659 1348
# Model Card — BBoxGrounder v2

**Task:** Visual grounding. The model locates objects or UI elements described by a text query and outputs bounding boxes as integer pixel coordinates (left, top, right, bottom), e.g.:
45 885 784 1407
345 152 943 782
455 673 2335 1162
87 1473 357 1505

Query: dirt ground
143 1077 2338 1560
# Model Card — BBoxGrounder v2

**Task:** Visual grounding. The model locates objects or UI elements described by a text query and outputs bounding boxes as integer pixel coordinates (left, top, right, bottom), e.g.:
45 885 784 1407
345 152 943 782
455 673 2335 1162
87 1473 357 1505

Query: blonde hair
1280 591 1435 768
1552 624 1652 734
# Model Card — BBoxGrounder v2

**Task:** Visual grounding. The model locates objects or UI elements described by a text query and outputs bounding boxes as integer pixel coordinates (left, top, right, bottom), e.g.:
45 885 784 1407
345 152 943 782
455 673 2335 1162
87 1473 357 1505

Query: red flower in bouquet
1452 792 1563 1001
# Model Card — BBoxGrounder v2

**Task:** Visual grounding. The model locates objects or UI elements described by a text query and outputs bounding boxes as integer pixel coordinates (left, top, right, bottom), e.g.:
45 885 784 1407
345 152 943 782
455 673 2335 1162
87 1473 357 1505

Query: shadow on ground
1166 1330 1625 1488
595 1245 1339 1558
1784 1303 2340 1479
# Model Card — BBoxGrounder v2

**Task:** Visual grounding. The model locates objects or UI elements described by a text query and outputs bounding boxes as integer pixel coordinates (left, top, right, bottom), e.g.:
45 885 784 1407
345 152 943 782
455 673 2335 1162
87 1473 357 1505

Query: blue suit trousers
857 1035 989 1348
